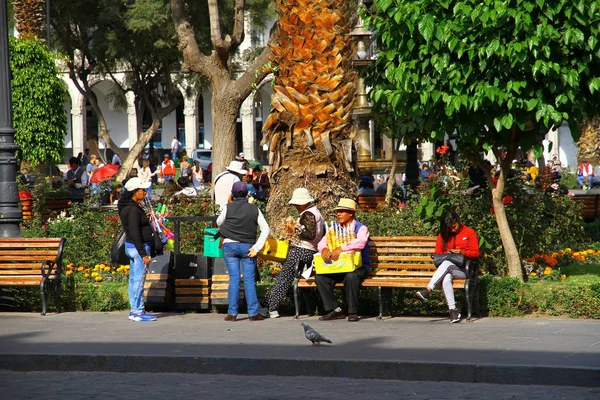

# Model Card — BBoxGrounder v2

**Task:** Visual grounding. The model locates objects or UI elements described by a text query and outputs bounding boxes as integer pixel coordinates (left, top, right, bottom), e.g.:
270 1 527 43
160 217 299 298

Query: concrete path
0 312 599 387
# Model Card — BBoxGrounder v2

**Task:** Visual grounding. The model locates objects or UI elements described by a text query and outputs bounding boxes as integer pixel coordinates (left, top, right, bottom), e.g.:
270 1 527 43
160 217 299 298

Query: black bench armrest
464 259 478 280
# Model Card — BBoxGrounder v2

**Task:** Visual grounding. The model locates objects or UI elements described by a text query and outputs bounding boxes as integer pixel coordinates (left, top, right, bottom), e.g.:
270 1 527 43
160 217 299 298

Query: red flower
436 145 450 155
490 207 495 214
502 195 513 205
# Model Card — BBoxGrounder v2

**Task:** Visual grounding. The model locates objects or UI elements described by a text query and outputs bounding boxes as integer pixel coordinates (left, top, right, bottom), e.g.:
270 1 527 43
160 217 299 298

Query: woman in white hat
260 188 324 318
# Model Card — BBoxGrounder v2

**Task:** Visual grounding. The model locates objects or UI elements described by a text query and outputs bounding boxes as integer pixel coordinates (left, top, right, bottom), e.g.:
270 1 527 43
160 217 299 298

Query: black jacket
119 198 153 258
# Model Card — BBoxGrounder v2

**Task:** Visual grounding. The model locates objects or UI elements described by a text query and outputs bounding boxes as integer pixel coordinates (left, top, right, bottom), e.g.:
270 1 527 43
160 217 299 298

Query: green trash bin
203 228 224 258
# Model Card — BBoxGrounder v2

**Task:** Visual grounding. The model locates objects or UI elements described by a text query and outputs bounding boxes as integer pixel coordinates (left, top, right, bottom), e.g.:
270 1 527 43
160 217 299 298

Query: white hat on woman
124 177 151 192
288 188 315 205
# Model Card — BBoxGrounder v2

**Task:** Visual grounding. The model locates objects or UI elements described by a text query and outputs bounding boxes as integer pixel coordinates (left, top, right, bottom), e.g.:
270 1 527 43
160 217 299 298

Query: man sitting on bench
315 198 370 322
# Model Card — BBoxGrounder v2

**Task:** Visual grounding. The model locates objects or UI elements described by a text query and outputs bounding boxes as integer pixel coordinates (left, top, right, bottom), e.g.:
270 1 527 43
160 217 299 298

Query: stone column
184 95 198 154
421 141 435 162
240 96 256 160
126 92 137 150
70 103 85 157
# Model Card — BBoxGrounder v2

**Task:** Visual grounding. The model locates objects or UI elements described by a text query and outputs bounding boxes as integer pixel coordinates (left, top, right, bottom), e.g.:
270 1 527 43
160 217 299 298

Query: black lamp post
0 0 22 237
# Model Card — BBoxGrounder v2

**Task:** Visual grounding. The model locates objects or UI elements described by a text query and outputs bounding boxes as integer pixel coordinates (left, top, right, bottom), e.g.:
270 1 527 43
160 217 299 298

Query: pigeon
301 322 332 345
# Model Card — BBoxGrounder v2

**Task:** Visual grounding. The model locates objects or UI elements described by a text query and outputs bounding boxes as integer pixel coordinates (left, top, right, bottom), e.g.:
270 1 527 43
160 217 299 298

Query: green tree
365 0 600 279
9 36 67 166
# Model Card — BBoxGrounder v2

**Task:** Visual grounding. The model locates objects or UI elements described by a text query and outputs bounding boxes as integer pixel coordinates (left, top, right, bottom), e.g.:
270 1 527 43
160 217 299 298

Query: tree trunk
385 138 400 203
491 177 523 280
211 82 241 180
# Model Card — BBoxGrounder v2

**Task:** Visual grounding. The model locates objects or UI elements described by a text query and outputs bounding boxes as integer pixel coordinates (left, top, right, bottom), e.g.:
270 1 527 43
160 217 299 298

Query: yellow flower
112 271 116 275
66 270 73 276
560 274 566 281
95 276 103 282
91 272 99 277
104 266 111 272
530 272 537 277
77 266 84 272
84 273 90 278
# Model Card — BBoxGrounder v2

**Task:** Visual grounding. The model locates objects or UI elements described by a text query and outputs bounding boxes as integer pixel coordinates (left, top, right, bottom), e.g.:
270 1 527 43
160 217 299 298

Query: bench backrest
0 238 66 282
357 194 386 211
367 236 437 281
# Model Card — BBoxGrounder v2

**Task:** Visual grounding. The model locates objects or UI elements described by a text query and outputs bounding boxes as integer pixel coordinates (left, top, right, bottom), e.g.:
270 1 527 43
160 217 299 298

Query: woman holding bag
416 210 480 323
118 177 157 322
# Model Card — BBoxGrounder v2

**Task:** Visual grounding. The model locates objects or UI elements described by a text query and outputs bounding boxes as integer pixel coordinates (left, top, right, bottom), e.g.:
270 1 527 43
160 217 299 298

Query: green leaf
418 16 435 42
378 0 394 12
493 117 503 132
501 114 514 129
589 78 600 94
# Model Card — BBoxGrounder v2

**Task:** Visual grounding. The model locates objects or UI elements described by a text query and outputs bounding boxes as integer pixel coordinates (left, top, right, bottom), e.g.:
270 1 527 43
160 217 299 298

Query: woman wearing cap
217 181 270 321
315 198 370 322
118 177 157 322
261 188 324 318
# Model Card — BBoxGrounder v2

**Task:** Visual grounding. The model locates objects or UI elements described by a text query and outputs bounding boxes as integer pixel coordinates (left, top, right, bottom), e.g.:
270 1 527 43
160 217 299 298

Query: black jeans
315 266 368 314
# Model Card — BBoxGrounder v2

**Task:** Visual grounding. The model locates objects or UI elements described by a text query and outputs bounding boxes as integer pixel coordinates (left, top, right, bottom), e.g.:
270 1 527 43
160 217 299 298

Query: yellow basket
258 238 289 263
314 252 362 274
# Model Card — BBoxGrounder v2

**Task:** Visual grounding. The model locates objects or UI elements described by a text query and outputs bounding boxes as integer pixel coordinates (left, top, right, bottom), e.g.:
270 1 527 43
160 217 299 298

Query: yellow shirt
525 166 539 181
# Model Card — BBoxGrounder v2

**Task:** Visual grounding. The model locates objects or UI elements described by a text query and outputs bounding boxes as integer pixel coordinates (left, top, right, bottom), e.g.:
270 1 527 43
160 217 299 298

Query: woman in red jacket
416 210 480 323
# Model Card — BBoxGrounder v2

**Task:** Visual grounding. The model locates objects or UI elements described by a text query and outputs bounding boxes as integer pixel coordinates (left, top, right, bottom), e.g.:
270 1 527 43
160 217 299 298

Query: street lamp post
0 0 22 237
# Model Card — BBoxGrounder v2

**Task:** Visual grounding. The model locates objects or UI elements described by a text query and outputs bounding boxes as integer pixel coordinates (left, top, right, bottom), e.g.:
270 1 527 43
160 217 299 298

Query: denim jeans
125 242 151 313
163 174 173 183
223 242 259 317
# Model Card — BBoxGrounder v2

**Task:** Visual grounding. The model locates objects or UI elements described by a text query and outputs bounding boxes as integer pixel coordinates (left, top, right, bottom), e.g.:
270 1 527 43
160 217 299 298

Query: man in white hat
213 160 247 210
260 188 324 318
315 198 370 322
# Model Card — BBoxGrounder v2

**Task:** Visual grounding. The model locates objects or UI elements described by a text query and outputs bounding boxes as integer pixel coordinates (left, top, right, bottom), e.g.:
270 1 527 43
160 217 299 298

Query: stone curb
1 354 599 388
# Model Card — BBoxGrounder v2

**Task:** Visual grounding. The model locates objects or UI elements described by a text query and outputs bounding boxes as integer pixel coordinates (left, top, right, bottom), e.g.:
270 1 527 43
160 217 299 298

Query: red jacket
435 225 480 260
161 160 175 176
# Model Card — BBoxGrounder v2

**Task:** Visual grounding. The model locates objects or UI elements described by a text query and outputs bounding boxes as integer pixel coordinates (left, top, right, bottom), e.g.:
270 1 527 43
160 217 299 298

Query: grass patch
558 263 600 284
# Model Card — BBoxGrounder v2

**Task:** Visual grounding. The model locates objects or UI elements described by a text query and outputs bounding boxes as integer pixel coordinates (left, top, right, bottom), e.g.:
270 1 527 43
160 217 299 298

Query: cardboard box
258 238 289 263
314 252 362 274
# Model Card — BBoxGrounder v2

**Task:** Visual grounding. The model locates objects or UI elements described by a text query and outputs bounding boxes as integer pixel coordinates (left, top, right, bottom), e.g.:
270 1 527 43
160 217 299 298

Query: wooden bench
357 194 387 211
293 236 479 320
572 193 600 220
0 238 66 315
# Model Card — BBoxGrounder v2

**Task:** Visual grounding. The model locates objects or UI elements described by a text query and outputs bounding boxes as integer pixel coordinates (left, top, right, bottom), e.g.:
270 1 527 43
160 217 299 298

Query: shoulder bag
110 229 130 265
433 253 466 268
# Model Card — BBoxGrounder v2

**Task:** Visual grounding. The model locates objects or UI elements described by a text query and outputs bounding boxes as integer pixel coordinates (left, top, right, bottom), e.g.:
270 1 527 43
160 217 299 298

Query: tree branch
231 0 247 49
207 0 225 49
170 0 213 77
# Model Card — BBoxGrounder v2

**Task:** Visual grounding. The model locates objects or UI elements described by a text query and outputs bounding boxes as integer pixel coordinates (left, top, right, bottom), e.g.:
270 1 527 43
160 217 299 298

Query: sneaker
132 312 157 322
269 310 280 319
416 289 430 301
449 309 461 323
128 311 135 320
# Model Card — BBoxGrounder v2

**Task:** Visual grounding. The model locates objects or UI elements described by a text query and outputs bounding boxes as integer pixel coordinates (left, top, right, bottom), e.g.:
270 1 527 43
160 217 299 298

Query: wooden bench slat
0 250 60 256
0 276 45 285
0 270 54 276
368 270 435 277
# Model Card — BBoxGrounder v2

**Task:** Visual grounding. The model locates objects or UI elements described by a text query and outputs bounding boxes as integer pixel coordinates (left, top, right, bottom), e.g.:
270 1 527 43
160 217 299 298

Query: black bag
110 230 130 265
151 231 165 257
433 253 466 268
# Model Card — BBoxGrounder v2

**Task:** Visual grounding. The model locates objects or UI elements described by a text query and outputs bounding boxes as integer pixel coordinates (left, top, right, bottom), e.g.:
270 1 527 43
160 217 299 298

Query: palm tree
13 0 46 39
264 0 359 227
577 117 600 164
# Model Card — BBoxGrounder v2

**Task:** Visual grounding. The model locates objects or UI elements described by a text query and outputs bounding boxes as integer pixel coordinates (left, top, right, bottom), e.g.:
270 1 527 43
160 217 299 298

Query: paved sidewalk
0 312 599 387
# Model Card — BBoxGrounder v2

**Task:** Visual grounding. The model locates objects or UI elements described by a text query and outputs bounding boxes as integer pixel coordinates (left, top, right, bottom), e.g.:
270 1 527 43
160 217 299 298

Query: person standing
138 159 156 200
261 188 324 318
160 154 176 183
65 157 87 203
179 155 191 178
118 177 156 322
217 181 270 321
213 160 247 210
171 136 182 160
315 198 370 322
416 210 480 323
191 160 204 190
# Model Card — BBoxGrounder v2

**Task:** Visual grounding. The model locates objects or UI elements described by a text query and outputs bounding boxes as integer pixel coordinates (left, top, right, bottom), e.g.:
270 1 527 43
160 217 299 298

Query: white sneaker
269 310 280 318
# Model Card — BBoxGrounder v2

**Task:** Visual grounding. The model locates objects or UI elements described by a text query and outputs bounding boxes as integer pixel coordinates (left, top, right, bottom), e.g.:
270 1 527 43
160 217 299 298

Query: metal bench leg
293 278 300 319
377 287 383 320
40 278 47 316
53 279 62 313
465 279 472 321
